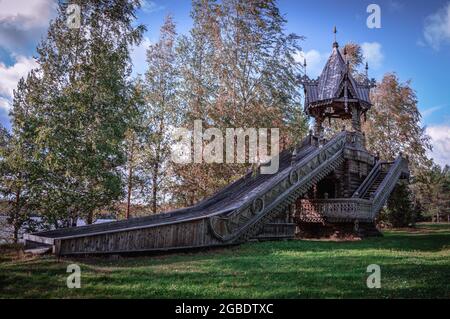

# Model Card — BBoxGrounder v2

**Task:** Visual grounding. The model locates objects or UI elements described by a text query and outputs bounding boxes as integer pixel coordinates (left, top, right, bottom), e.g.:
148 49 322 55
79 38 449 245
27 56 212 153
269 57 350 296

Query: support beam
314 117 324 137
351 106 361 132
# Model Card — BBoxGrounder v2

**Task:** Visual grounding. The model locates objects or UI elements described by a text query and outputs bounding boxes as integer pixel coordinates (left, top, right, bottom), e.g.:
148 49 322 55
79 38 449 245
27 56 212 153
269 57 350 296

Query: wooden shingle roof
301 43 372 108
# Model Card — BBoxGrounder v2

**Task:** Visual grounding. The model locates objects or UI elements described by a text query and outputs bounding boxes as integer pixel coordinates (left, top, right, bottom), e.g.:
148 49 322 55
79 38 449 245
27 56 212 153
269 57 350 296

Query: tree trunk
151 160 159 214
87 211 94 225
126 135 136 219
71 217 78 227
13 224 19 244
151 121 163 215
13 186 21 243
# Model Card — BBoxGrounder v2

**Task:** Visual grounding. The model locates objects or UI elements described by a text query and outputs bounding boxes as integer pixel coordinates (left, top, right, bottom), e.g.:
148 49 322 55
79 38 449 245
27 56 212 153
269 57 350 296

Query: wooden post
314 117 324 138
351 106 361 132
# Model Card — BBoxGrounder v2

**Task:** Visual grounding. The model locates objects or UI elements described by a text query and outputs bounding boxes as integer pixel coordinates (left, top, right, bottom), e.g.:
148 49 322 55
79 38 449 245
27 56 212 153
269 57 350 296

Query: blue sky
0 0 449 165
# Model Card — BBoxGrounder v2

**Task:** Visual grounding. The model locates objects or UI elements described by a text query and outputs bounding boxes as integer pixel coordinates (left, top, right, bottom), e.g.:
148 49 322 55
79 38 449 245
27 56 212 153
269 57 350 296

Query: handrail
209 131 349 242
353 160 394 198
218 131 347 218
293 155 409 222
352 161 383 198
371 155 408 217
292 131 347 171
229 149 345 241
297 198 373 222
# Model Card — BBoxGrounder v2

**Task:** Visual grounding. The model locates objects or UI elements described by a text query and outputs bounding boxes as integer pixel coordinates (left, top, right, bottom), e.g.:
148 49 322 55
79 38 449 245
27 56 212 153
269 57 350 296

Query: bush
380 182 416 227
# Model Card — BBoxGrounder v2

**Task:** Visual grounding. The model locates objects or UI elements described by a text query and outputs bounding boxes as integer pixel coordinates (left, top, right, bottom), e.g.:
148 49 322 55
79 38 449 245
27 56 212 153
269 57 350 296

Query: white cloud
130 37 152 76
361 42 384 69
0 55 38 99
0 0 56 29
0 96 11 111
422 2 450 51
422 105 444 117
426 125 450 167
140 0 165 14
294 49 327 79
0 0 56 53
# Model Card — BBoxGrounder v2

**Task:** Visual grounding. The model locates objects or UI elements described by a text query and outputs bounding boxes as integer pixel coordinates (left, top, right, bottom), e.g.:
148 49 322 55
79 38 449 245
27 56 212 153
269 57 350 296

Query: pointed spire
365 61 369 84
302 58 307 80
333 26 339 48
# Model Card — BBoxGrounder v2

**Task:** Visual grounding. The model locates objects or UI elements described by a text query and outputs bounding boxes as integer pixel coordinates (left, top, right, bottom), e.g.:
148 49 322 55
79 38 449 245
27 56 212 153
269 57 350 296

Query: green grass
0 223 449 298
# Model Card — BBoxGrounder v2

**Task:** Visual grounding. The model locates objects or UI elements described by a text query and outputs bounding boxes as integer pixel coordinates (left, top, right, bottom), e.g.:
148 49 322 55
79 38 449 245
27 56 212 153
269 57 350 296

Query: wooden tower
25 31 410 255
300 29 374 137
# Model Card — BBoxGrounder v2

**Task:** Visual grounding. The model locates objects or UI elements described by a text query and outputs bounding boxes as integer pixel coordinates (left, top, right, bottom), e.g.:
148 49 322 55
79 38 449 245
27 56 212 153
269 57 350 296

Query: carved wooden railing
296 155 409 223
370 155 409 218
297 198 373 222
208 131 351 243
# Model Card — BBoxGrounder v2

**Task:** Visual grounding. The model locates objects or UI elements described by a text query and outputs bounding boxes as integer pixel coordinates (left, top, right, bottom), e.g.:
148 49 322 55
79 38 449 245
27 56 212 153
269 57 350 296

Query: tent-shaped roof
301 42 372 109
317 43 347 101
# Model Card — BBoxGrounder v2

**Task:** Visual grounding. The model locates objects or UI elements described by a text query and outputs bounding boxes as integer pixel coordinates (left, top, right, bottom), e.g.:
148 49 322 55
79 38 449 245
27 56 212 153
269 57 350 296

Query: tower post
314 117 324 137
351 106 361 132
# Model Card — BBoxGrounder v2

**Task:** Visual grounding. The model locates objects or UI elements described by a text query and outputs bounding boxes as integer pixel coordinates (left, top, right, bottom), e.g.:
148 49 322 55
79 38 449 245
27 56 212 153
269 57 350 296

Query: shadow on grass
0 227 449 298
2 253 447 298
47 229 449 270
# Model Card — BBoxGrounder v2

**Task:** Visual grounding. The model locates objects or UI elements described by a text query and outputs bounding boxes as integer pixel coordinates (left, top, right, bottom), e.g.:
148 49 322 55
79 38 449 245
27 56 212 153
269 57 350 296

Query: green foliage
123 15 181 216
6 0 145 226
171 0 309 205
143 15 179 213
414 164 450 221
365 73 432 171
382 182 416 227
361 73 434 219
0 75 42 241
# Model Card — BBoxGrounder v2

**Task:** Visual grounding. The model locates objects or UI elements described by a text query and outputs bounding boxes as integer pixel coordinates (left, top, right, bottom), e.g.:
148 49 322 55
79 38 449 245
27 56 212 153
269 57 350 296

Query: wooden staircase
24 132 408 256
362 168 389 199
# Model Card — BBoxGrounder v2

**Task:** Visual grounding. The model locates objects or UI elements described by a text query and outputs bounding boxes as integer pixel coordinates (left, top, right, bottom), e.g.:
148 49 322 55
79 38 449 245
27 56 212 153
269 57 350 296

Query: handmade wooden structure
25 37 409 256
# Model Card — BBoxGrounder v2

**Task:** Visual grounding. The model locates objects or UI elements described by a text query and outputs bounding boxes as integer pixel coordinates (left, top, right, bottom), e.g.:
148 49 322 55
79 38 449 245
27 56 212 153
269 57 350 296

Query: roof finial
291 147 297 166
333 26 339 48
365 61 369 84
303 58 307 76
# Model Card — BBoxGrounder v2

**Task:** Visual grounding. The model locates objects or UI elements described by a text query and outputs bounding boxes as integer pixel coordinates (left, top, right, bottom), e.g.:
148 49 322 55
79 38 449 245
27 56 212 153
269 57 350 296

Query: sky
0 0 449 166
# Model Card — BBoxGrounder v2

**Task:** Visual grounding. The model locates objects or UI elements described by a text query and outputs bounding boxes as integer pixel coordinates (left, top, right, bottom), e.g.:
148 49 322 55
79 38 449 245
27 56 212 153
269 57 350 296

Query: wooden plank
24 234 55 246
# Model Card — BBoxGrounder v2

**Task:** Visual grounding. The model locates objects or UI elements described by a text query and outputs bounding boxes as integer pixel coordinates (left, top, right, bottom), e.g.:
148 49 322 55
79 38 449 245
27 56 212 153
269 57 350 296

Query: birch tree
22 0 145 226
140 15 180 214
171 0 308 206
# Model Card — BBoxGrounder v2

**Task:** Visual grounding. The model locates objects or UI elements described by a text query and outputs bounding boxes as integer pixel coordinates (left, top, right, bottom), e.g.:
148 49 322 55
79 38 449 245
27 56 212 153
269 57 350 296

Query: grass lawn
0 223 449 298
